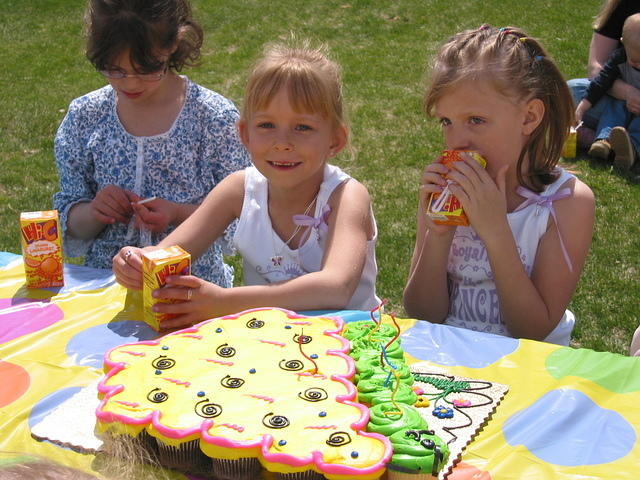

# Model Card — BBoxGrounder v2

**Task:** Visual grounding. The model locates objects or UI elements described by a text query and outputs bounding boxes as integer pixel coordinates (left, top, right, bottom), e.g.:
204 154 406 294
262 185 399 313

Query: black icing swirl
151 355 176 370
293 333 312 344
262 413 290 429
246 318 264 329
216 343 236 358
298 387 328 402
326 431 352 447
147 388 168 403
220 375 245 389
194 399 222 418
279 359 304 371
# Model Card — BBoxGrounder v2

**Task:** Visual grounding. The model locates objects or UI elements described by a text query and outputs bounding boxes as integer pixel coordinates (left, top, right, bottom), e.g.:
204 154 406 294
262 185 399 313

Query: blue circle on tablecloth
0 252 114 292
303 310 372 323
28 386 83 429
66 321 159 368
45 264 115 294
400 320 519 368
503 388 636 466
0 252 20 268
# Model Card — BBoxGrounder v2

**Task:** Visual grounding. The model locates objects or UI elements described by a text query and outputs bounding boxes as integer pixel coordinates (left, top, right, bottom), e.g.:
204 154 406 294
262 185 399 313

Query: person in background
567 0 640 149
404 25 595 345
112 41 379 328
575 13 640 170
53 0 250 286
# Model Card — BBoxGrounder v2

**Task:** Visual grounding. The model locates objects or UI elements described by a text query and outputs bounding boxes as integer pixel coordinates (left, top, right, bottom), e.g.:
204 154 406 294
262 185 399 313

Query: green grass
1 0 638 354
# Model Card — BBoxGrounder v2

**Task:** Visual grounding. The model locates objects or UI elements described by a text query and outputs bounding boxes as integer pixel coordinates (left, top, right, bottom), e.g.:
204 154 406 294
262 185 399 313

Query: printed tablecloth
0 252 638 479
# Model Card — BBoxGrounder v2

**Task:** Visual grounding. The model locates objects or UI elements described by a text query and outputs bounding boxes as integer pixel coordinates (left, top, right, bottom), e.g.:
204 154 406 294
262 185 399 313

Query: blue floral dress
53 77 250 286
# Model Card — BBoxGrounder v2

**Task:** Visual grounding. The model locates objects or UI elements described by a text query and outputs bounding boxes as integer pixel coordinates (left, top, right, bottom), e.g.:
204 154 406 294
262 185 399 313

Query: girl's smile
239 88 346 192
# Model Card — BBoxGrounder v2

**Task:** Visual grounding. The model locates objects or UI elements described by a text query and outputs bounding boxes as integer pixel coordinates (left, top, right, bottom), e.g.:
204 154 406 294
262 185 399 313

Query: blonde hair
424 25 574 191
594 0 623 30
241 40 347 130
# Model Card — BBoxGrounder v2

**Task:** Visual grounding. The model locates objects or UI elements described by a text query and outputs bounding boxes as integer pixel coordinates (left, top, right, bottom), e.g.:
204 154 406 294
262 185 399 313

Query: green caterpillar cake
343 317 450 479
343 316 507 480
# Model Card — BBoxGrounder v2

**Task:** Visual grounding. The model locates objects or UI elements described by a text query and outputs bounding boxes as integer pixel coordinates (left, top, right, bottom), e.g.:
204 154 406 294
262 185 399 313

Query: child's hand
420 161 457 236
625 85 640 115
446 153 509 241
574 99 591 126
132 197 177 233
112 246 147 290
91 185 137 225
152 275 221 329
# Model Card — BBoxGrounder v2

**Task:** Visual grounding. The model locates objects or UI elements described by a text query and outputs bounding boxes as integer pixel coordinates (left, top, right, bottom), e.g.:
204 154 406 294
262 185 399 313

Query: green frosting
343 320 398 342
366 403 427 436
387 429 450 474
355 356 412 385
350 338 404 361
359 380 417 406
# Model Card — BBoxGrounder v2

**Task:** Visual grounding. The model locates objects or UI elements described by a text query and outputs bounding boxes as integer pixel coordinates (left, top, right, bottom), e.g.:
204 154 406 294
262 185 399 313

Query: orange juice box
20 210 64 288
426 150 487 226
142 246 191 331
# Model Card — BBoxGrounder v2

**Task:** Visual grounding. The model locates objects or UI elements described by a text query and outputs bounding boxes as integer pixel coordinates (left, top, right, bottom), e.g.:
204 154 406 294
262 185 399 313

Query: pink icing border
97 307 392 476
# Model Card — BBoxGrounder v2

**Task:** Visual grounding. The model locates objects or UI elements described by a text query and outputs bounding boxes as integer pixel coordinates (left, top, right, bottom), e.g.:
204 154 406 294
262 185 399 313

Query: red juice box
426 150 487 226
20 210 64 288
142 246 191 331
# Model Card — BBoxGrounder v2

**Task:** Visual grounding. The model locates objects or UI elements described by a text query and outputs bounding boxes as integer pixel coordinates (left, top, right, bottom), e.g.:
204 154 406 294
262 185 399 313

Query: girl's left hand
446 153 509 241
132 197 178 233
151 275 221 329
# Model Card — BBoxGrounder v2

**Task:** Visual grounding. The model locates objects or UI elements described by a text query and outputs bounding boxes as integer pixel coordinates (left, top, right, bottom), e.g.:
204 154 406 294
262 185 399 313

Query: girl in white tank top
404 26 595 344
112 42 379 328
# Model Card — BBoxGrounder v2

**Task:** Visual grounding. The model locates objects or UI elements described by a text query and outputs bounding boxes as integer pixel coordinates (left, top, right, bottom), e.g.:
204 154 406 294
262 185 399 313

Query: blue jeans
595 97 640 152
567 78 614 129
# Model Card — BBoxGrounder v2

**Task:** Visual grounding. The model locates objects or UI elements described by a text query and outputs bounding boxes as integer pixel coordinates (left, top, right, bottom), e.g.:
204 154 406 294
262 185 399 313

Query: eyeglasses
99 65 168 82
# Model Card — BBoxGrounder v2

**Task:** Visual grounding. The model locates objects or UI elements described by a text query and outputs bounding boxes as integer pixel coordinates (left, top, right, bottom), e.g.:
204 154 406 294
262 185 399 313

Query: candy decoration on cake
96 308 392 480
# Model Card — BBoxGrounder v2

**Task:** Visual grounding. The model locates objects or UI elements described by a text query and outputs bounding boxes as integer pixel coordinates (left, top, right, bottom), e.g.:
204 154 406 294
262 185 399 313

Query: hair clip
519 37 528 43
478 24 490 31
534 55 545 61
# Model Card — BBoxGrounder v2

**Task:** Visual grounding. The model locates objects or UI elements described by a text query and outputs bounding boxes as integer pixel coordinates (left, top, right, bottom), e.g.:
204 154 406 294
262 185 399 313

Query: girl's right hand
91 185 139 225
112 246 145 290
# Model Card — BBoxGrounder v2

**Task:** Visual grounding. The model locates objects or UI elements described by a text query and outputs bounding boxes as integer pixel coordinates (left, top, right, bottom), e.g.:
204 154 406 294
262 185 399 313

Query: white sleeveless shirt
445 168 576 342
233 164 379 311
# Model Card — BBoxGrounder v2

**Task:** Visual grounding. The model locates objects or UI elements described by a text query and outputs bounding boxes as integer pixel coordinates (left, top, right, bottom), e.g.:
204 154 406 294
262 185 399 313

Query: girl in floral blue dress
53 0 249 286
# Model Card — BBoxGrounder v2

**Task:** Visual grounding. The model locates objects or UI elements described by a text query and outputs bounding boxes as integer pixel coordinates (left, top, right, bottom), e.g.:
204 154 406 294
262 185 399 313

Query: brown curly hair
85 0 203 74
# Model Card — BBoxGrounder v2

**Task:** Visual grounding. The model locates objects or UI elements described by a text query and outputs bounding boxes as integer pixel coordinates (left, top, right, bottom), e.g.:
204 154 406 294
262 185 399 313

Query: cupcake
357 378 418 406
343 320 398 343
354 355 413 384
210 457 262 480
367 403 428 437
385 428 450 480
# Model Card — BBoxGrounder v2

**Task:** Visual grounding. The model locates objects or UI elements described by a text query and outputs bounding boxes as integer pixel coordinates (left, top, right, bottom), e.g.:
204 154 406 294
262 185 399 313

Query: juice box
142 246 191 331
20 210 64 288
426 150 487 226
561 126 577 158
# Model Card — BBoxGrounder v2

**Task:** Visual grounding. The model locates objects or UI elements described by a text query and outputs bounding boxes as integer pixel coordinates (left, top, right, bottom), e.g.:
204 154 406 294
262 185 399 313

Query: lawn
0 0 638 354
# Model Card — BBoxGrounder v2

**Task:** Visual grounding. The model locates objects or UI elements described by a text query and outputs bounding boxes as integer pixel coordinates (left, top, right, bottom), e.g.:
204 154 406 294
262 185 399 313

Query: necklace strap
293 204 332 246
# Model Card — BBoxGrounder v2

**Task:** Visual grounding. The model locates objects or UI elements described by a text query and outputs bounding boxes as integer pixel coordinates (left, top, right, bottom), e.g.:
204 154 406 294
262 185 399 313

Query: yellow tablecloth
0 252 638 479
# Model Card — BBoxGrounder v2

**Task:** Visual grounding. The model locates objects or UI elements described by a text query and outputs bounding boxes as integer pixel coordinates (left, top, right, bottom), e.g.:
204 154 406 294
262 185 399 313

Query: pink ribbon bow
515 186 573 272
292 204 331 246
